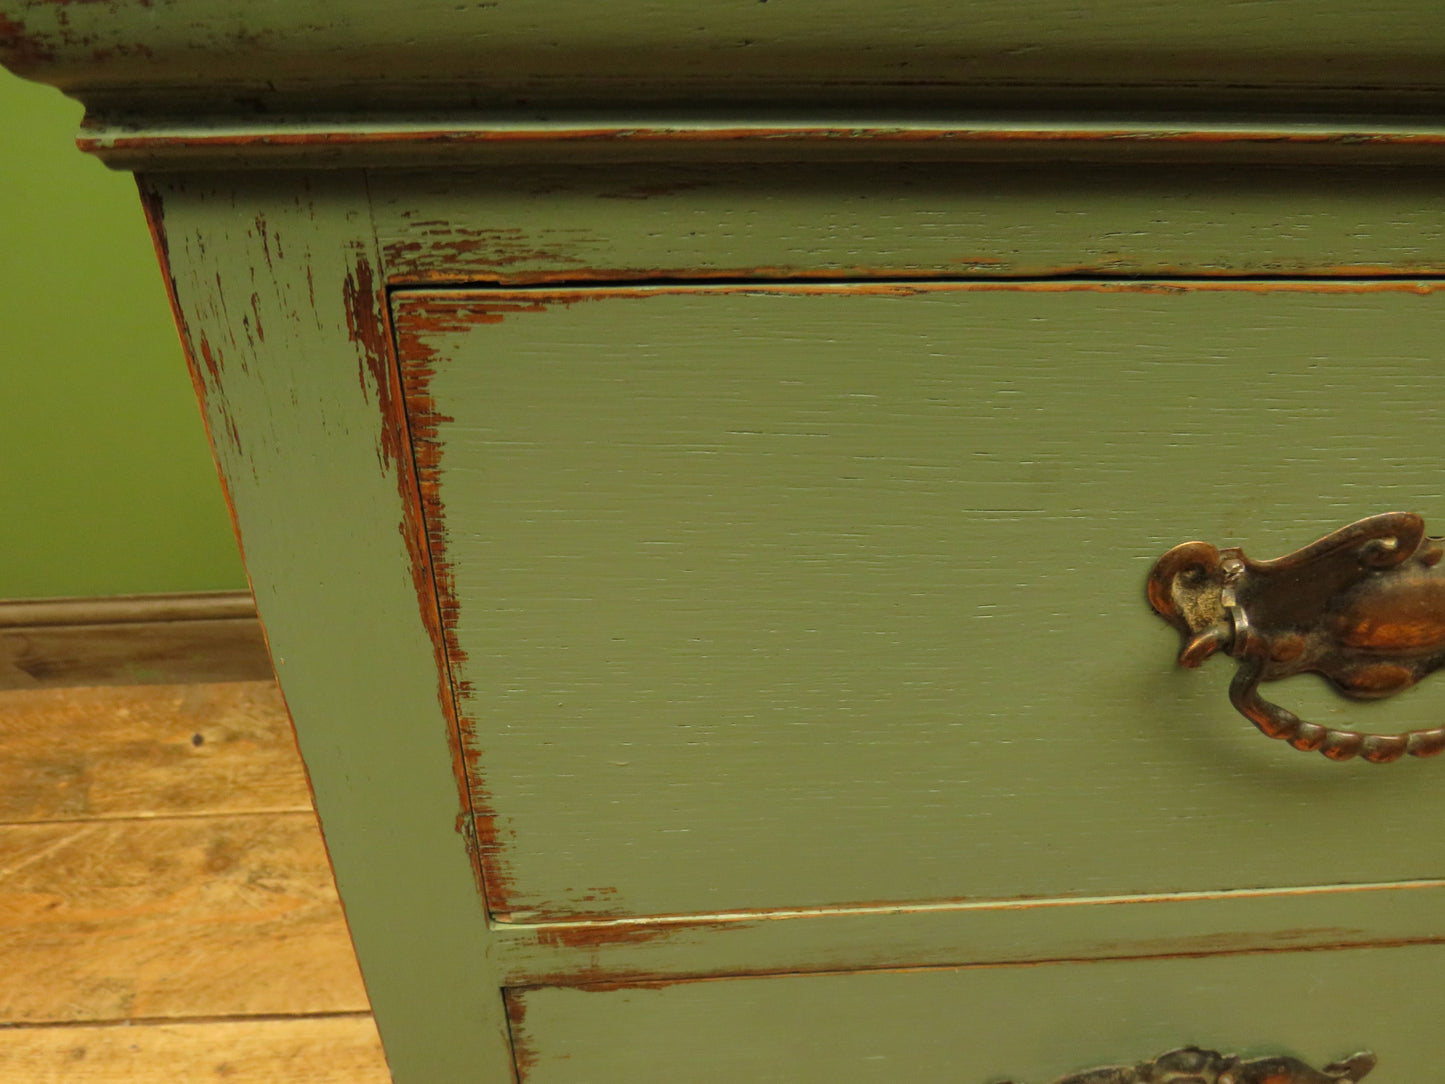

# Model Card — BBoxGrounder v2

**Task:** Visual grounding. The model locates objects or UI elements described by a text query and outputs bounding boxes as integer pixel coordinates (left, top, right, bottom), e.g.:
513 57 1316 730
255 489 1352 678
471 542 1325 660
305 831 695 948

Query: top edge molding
73 117 1445 170
8 0 1445 120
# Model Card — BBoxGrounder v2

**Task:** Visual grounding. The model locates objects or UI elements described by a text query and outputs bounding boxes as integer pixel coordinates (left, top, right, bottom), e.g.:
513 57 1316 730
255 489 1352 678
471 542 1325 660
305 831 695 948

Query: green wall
0 72 246 599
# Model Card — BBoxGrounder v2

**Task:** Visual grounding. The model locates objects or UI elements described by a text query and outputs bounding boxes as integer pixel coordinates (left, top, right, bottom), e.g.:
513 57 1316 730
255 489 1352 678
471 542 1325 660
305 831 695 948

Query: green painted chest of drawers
9 3 1445 1079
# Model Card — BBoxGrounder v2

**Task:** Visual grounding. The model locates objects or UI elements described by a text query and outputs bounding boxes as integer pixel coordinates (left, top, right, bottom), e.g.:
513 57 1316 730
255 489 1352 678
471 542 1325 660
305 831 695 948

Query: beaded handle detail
1148 512 1445 763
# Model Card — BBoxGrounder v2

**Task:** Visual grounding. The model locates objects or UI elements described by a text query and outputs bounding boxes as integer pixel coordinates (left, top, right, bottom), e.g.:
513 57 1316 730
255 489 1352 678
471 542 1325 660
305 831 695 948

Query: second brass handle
1147 512 1445 763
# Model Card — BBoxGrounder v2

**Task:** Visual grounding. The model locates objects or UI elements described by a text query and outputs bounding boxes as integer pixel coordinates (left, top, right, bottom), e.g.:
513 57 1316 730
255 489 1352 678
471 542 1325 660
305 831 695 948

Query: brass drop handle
1147 512 1445 763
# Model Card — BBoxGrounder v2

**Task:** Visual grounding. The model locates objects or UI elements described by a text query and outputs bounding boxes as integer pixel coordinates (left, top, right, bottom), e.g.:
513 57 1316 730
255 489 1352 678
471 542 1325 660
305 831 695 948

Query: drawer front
507 944 1441 1083
392 282 1445 923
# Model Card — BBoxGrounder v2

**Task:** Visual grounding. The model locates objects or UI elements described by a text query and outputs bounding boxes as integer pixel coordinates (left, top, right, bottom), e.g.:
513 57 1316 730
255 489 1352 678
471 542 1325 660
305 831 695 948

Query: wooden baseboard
0 591 274 690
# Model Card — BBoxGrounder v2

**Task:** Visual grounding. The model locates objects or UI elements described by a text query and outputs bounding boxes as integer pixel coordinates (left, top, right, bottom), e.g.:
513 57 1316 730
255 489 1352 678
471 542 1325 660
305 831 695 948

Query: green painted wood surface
397 283 1445 923
6 0 1445 115
512 944 1445 1082
372 163 1445 284
0 72 243 598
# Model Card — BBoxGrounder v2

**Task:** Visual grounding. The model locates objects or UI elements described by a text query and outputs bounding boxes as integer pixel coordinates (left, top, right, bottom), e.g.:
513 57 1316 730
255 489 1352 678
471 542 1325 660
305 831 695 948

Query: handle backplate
1003 1045 1375 1084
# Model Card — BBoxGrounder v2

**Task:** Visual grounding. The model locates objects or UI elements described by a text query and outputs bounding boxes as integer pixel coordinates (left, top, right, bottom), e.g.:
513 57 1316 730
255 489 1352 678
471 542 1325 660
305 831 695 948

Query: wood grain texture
0 619 273 690
0 1016 389 1084
0 682 310 823
0 592 256 628
0 589 270 691
396 283 1445 922
0 813 368 1023
509 945 1445 1083
0 680 392 1081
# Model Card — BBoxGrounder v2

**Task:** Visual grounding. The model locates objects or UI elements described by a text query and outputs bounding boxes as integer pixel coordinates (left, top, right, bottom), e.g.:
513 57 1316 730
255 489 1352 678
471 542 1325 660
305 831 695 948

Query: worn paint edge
502 934 1445 998
492 882 1445 990
136 179 260 614
325 208 505 932
390 303 526 920
81 121 1445 169
496 876 1445 935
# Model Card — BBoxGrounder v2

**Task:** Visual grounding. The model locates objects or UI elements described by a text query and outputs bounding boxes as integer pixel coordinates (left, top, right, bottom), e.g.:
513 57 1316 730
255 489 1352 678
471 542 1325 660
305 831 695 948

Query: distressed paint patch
389 299 545 916
136 178 260 588
503 988 536 1080
0 12 56 67
396 309 511 914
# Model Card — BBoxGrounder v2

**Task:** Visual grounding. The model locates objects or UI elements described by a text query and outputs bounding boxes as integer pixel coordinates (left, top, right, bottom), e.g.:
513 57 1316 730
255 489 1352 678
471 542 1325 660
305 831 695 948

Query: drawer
508 943 1439 1082
391 281 1445 924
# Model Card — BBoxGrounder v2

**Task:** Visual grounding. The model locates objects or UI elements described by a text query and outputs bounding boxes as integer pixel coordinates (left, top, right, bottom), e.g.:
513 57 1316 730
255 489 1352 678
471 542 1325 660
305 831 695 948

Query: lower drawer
507 944 1442 1082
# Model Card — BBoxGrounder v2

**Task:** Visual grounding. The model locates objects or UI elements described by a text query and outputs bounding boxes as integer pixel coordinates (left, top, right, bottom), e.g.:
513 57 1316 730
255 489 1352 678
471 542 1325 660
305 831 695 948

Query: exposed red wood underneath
488 877 1445 932
530 919 730 953
0 11 56 68
387 305 511 914
502 989 532 1083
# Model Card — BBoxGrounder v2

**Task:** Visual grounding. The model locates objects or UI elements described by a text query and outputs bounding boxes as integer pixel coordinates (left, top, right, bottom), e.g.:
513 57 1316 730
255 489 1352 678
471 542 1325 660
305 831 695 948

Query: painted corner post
138 169 515 1084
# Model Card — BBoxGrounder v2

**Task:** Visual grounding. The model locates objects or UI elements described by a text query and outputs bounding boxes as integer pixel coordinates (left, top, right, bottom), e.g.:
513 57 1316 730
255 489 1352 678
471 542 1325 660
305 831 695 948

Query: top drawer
393 281 1445 923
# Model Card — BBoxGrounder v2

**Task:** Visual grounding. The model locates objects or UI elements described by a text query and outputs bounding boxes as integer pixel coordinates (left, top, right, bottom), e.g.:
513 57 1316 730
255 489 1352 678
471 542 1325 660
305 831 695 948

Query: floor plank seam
0 807 316 829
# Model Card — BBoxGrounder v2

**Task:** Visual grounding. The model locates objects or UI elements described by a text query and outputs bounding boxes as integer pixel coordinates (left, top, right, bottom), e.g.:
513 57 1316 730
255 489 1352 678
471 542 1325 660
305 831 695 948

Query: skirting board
0 592 274 690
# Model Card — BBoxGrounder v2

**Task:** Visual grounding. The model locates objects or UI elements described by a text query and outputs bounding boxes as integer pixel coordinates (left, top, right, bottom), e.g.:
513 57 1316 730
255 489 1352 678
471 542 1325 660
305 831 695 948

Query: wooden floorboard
0 812 371 1023
0 682 311 823
0 1015 390 1083
0 681 394 1081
